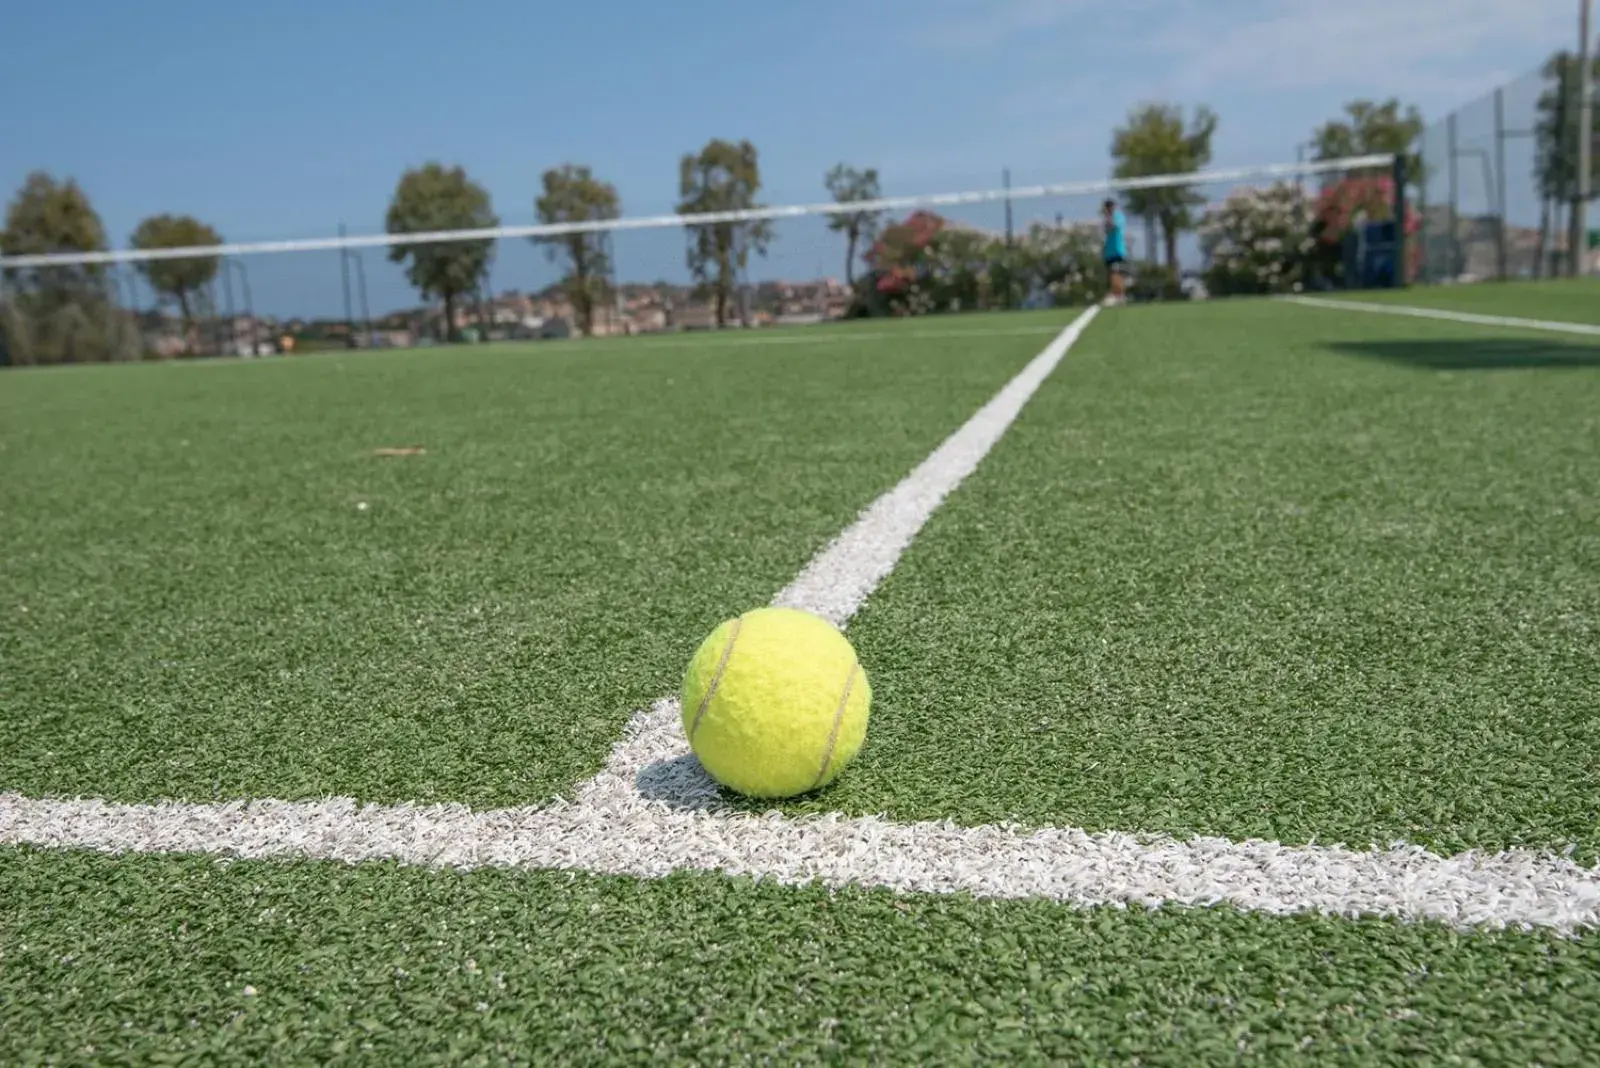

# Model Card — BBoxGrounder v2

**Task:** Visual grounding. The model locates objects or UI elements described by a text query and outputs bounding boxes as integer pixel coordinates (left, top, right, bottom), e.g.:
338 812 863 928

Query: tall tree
533 164 621 337
1311 98 1425 184
0 172 129 364
824 164 883 286
385 163 497 342
1110 104 1218 273
678 139 771 325
0 172 107 286
1534 51 1600 275
129 214 222 351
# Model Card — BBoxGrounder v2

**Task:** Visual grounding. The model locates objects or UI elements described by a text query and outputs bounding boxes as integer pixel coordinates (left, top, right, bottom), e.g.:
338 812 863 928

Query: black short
1104 256 1127 275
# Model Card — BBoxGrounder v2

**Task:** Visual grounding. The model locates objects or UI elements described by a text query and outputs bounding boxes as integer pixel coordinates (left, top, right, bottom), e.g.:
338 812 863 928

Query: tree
1110 103 1218 274
1311 98 1424 185
1533 51 1600 276
824 164 883 286
0 171 107 287
0 172 138 364
678 139 771 325
129 214 222 352
533 164 621 337
385 163 497 342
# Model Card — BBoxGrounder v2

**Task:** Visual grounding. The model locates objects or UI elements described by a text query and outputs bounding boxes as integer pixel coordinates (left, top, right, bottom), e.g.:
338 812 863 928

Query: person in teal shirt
1101 198 1127 306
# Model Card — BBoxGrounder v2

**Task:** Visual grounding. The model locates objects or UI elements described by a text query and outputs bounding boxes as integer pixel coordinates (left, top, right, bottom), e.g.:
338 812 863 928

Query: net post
1392 152 1409 289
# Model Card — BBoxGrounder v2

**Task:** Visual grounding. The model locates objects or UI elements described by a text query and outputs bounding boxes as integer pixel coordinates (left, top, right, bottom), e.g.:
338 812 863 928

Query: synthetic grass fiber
1319 277 1600 328
0 322 1048 807
794 300 1600 860
4 846 1599 1066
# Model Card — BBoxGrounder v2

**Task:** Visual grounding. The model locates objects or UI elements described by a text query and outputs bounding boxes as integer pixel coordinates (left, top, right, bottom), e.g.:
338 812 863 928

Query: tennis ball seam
809 660 861 790
686 613 744 743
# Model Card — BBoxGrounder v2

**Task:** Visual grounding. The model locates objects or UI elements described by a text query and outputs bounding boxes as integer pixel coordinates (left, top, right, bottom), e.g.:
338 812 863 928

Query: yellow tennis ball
681 606 871 799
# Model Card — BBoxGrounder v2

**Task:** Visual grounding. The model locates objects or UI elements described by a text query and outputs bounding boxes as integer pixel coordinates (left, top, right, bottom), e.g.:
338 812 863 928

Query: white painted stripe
4 792 1597 932
573 309 1096 813
1286 294 1600 337
7 306 1597 934
773 307 1098 627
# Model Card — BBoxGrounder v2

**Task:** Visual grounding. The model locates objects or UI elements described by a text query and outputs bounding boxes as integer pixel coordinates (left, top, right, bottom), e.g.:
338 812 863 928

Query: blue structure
1343 219 1400 289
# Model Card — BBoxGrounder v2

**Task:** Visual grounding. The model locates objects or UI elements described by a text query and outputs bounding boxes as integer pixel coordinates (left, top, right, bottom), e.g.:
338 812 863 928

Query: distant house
674 303 719 330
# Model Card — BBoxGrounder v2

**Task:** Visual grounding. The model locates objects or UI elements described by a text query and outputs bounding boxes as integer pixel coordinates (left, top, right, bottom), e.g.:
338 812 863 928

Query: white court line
5 303 1600 933
1286 294 1600 337
574 305 1099 814
6 793 1597 932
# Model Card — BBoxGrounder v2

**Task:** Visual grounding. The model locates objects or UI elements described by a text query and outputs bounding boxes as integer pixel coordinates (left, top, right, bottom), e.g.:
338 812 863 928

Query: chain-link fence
1415 53 1598 283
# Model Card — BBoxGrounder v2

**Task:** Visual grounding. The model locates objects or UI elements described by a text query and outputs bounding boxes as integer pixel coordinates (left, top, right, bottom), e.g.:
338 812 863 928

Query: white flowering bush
1022 222 1103 306
1198 183 1315 296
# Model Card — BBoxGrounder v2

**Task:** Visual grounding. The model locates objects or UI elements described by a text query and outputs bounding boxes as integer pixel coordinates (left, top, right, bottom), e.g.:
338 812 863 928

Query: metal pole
220 258 236 356
338 222 355 348
0 264 10 367
229 260 254 354
204 280 219 357
1003 168 1014 248
1494 87 1509 280
1447 113 1460 278
350 252 372 347
1574 0 1594 276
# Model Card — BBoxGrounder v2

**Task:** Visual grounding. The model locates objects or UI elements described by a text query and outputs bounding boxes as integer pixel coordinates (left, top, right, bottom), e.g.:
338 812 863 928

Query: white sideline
5 304 1600 934
1286 294 1600 337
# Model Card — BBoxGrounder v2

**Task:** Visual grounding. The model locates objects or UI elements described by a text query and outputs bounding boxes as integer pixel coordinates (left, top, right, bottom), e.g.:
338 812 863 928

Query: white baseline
5 305 1599 934
1286 294 1600 337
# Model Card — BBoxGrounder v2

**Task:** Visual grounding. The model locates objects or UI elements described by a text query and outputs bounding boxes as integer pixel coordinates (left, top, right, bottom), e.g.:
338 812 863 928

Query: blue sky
0 0 1581 317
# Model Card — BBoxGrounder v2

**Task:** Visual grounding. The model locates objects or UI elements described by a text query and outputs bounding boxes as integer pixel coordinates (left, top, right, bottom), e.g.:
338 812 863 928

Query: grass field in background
3 287 1598 1064
0 319 1054 806
787 299 1600 860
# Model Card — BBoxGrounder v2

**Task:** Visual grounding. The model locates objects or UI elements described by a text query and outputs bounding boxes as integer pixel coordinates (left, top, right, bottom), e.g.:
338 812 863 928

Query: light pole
1572 0 1593 276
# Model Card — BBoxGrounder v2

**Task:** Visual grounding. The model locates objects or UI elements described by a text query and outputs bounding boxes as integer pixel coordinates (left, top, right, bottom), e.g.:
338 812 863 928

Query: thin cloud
907 0 1099 49
918 0 1573 106
1148 0 1572 102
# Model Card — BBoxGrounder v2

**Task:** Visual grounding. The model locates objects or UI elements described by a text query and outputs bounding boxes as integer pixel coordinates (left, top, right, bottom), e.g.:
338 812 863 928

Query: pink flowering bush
860 211 1102 315
1310 175 1421 282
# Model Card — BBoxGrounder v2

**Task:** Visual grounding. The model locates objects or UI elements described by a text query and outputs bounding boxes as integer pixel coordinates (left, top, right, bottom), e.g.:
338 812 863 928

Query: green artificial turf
1323 277 1600 327
3 846 1598 1066
792 300 1600 859
0 319 1057 807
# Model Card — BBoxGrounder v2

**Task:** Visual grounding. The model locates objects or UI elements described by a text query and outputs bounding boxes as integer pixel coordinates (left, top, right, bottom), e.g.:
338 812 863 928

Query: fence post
1494 87 1509 280
1574 0 1593 276
339 223 355 348
1447 113 1460 278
